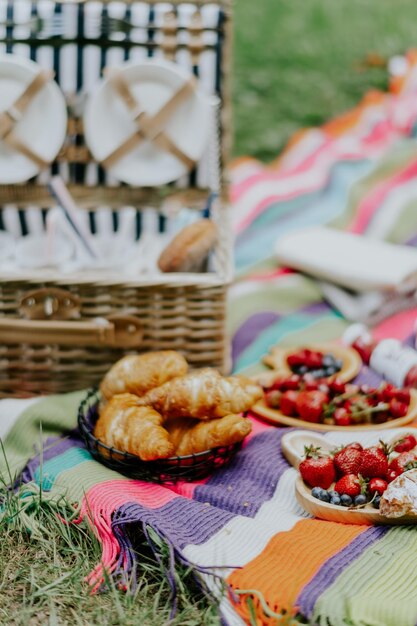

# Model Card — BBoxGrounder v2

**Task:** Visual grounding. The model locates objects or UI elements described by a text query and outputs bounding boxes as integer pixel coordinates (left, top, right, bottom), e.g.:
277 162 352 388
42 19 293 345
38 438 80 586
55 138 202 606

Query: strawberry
295 390 328 423
287 352 305 368
304 350 323 369
346 442 363 451
389 398 409 419
334 446 362 476
269 378 285 391
280 390 299 416
330 378 346 394
393 434 417 453
381 384 398 401
389 450 417 474
368 477 388 495
282 375 301 390
299 447 336 489
394 388 411 404
358 446 388 478
304 379 320 391
387 468 401 483
333 407 352 426
334 474 361 498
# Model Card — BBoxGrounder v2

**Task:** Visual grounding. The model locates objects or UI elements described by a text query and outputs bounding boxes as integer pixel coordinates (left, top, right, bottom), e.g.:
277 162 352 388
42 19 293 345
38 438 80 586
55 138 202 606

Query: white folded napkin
276 226 417 292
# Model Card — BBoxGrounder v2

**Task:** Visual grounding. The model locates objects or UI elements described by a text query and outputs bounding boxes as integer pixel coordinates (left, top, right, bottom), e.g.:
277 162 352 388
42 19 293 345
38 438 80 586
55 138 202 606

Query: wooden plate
262 342 361 383
281 430 417 525
295 476 417 525
252 389 417 431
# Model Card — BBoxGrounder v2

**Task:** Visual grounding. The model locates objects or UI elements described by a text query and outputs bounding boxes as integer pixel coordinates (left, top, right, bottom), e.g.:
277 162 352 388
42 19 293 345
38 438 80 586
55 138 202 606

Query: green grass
234 0 417 160
0 485 222 626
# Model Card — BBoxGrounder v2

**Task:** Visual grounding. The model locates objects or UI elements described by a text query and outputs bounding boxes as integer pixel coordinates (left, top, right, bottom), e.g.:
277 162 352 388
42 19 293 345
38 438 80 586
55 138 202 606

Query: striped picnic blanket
4 52 417 626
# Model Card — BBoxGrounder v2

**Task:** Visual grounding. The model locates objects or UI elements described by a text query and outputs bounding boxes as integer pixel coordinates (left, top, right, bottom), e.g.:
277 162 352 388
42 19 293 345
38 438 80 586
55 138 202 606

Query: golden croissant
100 351 188 401
94 393 175 461
166 414 252 456
136 368 263 419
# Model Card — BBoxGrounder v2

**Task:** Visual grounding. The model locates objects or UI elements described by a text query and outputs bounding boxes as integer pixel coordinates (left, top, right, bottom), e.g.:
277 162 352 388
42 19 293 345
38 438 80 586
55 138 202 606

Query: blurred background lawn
233 0 417 161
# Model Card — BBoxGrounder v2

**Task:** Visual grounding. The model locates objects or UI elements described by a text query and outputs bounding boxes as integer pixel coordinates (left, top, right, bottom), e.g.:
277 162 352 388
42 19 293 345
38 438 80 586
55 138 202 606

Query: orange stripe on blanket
227 518 366 626
323 90 385 137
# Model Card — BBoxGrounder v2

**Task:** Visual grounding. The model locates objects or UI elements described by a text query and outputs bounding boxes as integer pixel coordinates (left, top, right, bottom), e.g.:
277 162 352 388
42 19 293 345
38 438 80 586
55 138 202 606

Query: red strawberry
333 407 352 426
270 378 286 391
330 378 346 394
333 446 362 476
282 375 301 390
393 434 417 453
299 447 336 489
387 468 401 483
389 450 417 474
295 390 328 423
334 474 361 498
280 390 299 416
304 379 320 391
368 477 388 495
287 352 305 368
389 398 409 419
381 384 398 401
358 446 388 478
394 388 411 404
304 350 323 369
346 442 363 451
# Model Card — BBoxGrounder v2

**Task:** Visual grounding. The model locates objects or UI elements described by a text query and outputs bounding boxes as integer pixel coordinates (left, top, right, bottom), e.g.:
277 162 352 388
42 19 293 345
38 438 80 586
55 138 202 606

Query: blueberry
354 494 367 506
312 368 326 379
322 354 335 367
298 365 308 375
325 366 337 376
340 494 352 506
328 490 339 499
318 490 331 503
330 495 341 506
334 359 343 370
311 487 323 499
372 495 381 509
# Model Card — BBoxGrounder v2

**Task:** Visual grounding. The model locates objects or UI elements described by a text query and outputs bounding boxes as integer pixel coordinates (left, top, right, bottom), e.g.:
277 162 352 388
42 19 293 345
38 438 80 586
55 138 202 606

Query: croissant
166 414 252 456
100 351 188 401
136 368 263 419
94 393 174 461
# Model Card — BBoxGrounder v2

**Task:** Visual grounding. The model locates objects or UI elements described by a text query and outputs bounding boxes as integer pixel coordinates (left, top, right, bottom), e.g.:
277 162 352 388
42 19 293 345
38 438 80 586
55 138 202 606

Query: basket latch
105 313 143 348
20 288 81 321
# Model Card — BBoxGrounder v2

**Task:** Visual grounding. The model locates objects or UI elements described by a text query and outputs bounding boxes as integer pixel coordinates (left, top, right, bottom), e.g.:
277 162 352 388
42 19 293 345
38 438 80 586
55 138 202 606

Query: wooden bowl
252 390 417 432
295 476 417 525
262 342 361 383
282 430 417 525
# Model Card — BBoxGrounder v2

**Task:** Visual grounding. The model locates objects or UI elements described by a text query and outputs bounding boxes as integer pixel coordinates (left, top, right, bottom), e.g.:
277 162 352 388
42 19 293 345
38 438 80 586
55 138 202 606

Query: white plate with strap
0 54 67 184
84 59 212 186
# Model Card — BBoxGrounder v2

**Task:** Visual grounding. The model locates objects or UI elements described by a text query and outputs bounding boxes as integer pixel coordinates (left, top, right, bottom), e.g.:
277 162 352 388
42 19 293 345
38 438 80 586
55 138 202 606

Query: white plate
0 54 67 184
84 59 211 186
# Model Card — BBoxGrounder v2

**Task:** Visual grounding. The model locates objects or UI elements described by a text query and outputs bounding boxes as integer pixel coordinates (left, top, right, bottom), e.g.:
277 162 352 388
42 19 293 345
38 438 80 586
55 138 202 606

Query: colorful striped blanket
4 52 417 626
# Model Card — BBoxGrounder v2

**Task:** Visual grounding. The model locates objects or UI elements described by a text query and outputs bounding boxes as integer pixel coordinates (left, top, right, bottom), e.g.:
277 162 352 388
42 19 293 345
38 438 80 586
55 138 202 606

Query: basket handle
0 314 143 348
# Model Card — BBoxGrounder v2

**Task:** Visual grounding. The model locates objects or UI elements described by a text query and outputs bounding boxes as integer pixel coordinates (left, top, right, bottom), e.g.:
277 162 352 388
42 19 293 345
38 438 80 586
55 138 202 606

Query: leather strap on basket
101 69 196 171
0 69 54 168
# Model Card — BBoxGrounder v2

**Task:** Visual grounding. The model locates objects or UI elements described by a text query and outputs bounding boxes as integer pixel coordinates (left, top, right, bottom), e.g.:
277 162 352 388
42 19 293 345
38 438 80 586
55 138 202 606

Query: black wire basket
78 389 243 484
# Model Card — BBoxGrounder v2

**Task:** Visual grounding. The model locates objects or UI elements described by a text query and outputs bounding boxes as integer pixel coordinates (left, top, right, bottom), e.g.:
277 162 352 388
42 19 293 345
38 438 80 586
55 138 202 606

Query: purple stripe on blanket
354 365 383 387
232 302 333 366
19 433 83 483
296 525 388 619
112 497 234 552
193 429 290 516
232 312 280 364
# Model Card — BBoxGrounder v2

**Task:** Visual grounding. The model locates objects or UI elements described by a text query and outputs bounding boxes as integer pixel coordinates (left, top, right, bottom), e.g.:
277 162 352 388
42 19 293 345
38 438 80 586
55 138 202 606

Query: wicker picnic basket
0 0 233 398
